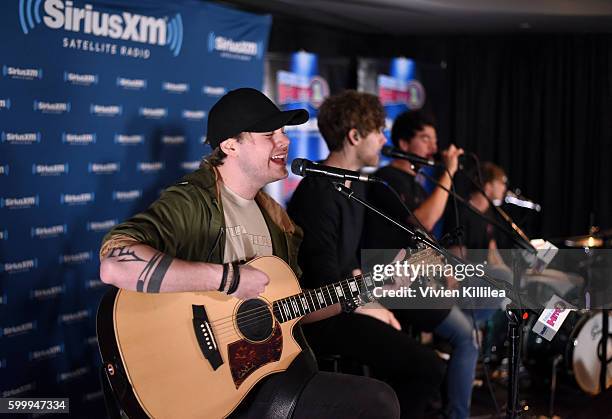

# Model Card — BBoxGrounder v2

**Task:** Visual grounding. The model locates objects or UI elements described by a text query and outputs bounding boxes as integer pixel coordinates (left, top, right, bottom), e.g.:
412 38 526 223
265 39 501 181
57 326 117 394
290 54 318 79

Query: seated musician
362 110 479 419
99 88 399 418
287 91 446 419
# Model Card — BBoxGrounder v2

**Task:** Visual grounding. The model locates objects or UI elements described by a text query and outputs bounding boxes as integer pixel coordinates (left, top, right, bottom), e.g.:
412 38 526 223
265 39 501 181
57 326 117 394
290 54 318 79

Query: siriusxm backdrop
264 51 351 205
0 0 270 414
263 54 440 207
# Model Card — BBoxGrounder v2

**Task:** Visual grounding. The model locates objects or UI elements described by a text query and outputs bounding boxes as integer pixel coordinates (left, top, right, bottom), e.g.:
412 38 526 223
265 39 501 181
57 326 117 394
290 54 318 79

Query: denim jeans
434 305 480 419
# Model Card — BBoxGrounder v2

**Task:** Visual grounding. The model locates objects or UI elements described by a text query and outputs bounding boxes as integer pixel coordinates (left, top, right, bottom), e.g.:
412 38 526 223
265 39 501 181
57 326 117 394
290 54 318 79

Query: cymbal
564 235 604 248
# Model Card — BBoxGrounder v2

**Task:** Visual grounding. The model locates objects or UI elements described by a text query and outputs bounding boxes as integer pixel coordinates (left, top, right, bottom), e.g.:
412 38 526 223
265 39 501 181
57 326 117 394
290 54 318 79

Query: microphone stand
416 166 535 253
332 182 542 418
458 171 534 252
417 166 539 416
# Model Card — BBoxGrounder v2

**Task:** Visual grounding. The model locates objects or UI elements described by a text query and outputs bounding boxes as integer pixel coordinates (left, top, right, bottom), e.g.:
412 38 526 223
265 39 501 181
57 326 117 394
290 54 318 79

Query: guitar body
97 256 304 419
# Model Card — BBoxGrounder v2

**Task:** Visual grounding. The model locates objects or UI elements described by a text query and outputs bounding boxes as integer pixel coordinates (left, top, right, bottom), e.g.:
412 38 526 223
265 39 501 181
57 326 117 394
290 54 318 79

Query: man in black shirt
363 110 479 419
288 91 445 418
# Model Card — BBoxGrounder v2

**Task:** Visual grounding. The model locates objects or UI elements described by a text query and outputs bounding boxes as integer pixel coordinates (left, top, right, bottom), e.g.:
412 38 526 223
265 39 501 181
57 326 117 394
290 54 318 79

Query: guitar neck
271 247 442 323
271 272 388 323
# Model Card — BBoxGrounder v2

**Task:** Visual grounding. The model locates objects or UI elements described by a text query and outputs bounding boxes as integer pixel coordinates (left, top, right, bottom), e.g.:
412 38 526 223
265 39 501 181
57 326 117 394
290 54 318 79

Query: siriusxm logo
85 336 98 346
1 321 36 337
90 103 122 116
1 258 38 274
58 309 90 324
0 98 11 109
181 161 200 171
60 192 95 205
64 71 98 85
137 162 164 172
31 224 68 238
83 390 104 402
57 366 90 383
29 344 64 361
207 32 263 60
33 100 71 113
86 219 117 232
0 294 6 304
0 229 7 240
0 195 39 209
60 251 92 264
88 162 120 174
19 0 183 56
62 132 96 144
161 135 185 145
0 165 8 175
114 134 144 145
1 132 41 144
0 359 5 368
2 382 36 397
32 163 69 176
112 189 142 201
85 278 106 289
2 65 43 79
31 285 66 299
203 86 226 96
117 77 147 89
139 107 167 118
182 110 205 120
162 81 189 93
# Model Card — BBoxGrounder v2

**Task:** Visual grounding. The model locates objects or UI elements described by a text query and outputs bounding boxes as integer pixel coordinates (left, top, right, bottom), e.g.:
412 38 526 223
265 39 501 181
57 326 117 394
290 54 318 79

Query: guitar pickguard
228 322 283 388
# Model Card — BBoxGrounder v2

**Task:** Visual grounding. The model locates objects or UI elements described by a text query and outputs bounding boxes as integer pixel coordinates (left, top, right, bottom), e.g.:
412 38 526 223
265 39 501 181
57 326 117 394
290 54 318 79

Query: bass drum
522 310 612 395
521 309 582 376
568 311 612 395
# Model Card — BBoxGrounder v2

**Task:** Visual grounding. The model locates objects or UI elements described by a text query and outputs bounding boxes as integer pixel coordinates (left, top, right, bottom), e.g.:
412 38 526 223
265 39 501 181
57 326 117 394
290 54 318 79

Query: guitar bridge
192 305 223 370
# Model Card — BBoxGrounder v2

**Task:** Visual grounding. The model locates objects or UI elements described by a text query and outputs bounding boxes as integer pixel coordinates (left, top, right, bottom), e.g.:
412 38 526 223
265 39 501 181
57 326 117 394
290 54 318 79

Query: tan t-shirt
220 183 273 264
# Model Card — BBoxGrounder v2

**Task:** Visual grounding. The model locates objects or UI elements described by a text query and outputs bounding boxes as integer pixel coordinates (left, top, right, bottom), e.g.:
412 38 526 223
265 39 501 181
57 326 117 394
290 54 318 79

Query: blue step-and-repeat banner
0 0 270 414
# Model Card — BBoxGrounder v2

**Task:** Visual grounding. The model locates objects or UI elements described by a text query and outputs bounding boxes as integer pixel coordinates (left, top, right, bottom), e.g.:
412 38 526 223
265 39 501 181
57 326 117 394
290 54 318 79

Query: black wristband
227 262 241 294
218 263 229 292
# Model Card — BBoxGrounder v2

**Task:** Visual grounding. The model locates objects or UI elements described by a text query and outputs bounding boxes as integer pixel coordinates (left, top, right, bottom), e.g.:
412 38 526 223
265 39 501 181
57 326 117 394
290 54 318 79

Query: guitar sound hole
236 299 273 342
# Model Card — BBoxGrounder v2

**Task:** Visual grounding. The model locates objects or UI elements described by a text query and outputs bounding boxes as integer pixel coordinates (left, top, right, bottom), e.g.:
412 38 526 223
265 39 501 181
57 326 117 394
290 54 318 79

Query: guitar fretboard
271 247 443 323
272 272 385 323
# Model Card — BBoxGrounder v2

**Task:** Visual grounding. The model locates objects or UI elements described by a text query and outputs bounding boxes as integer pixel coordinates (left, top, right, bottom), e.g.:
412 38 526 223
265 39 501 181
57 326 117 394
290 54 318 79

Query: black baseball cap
206 88 309 149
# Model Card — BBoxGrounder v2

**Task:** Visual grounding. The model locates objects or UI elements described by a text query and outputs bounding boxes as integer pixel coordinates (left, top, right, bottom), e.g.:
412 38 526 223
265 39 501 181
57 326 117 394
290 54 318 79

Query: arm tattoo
136 252 174 293
107 246 146 263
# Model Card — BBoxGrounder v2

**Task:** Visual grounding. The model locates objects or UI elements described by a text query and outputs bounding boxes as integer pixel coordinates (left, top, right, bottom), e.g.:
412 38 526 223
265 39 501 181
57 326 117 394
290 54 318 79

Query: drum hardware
522 311 612 395
549 354 563 418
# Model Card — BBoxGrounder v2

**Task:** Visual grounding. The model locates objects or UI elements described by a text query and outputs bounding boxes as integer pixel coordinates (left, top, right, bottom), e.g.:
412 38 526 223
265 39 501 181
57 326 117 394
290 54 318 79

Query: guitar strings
210 247 437 329
211 277 363 339
208 275 360 328
209 249 442 334
211 278 356 338
209 249 443 338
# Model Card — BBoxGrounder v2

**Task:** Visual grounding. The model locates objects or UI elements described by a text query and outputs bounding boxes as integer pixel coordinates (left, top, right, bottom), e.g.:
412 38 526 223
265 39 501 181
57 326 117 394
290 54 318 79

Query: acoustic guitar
96 249 441 418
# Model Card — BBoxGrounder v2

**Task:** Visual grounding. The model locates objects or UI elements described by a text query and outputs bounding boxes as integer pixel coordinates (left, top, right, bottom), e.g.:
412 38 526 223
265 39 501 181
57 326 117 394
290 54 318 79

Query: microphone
291 158 381 183
505 189 541 212
381 146 438 167
531 294 575 341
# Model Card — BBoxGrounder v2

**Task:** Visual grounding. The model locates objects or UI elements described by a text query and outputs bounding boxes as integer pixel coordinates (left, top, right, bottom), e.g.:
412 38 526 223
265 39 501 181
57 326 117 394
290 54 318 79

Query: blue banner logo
208 31 263 60
19 0 183 56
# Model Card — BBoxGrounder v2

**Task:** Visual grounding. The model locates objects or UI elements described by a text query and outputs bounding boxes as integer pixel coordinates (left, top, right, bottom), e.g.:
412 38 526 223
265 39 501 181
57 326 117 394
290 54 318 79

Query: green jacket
100 161 303 279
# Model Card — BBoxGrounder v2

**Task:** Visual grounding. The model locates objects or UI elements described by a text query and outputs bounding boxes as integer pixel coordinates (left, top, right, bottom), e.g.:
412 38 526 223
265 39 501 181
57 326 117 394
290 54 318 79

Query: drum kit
488 227 611 399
